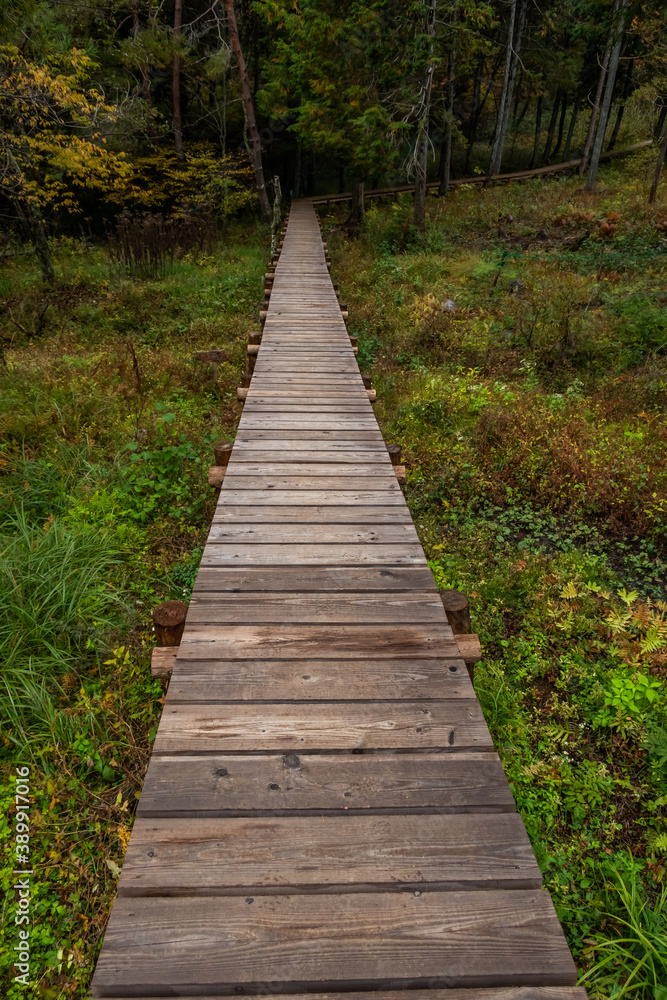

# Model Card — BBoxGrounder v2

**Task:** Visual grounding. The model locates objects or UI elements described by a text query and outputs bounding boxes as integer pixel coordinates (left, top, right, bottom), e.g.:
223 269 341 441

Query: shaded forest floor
1 153 666 998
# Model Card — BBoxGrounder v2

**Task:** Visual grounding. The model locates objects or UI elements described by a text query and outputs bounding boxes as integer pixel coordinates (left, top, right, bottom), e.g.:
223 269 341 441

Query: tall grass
579 861 667 1000
0 507 128 752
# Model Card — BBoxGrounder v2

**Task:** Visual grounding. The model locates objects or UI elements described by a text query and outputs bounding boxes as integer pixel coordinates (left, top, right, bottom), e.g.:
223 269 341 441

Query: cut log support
440 590 472 636
393 464 407 485
237 387 248 401
213 442 232 467
248 331 262 344
387 443 402 466
208 466 226 489
440 590 478 683
367 389 377 404
152 601 188 647
247 344 259 356
151 647 178 679
239 373 251 387
455 633 482 664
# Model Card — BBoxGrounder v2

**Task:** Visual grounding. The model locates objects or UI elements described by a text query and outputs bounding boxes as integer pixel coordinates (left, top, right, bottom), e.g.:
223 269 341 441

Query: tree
0 45 130 280
585 0 629 192
438 2 459 196
413 0 438 231
488 0 528 177
224 0 272 224
255 1 401 220
173 0 185 162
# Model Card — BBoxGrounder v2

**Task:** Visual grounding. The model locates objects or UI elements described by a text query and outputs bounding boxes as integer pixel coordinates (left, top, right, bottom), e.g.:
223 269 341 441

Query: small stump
152 600 188 647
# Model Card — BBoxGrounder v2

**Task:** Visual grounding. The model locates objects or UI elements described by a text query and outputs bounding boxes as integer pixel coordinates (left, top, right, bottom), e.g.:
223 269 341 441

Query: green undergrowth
0 222 267 998
326 158 667 999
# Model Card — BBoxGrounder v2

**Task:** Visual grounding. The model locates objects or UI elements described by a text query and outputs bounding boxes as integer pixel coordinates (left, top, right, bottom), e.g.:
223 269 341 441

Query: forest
1 0 667 997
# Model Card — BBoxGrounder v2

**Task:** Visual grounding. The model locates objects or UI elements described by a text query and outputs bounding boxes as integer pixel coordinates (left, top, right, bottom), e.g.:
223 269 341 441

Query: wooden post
152 601 188 647
248 331 262 344
214 442 232 467
387 443 402 466
440 590 477 683
361 374 372 389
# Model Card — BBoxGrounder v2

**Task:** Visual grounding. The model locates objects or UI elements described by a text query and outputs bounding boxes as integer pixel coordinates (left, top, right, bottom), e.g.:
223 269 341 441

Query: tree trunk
439 5 459 197
585 0 628 192
350 177 365 222
223 0 272 224
172 0 185 162
607 58 633 151
649 122 667 204
464 54 484 173
132 2 152 108
414 0 437 231
654 98 667 142
529 95 543 169
13 198 54 282
553 93 568 158
562 89 581 161
488 0 528 177
579 35 613 175
542 90 562 163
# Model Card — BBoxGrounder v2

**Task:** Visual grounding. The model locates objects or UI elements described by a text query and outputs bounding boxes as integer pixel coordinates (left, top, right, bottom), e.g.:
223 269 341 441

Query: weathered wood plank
117 813 542 896
152 701 491 752
220 477 403 491
199 544 424 565
177 623 456 658
166 657 471 702
228 451 392 463
206 524 419 545
187 591 442 623
91 890 577 995
137 752 515 817
211 507 413 523
193 566 437 591
223 464 395 477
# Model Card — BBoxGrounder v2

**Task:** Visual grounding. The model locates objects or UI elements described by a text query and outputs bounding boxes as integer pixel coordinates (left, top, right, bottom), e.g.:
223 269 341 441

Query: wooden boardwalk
92 201 586 999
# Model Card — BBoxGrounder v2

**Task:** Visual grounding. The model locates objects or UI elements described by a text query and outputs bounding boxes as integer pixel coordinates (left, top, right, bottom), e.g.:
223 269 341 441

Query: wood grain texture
91 890 577 995
137 752 516 817
118 813 542 895
211 506 413 523
206 524 420 545
166 657 472 702
192 566 437 591
177 623 457 659
187 591 444 623
199 544 425 565
152 701 492 753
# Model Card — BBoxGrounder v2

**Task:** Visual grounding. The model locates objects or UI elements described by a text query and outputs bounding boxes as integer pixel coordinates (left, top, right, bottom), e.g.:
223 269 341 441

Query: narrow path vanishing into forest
92 201 587 999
